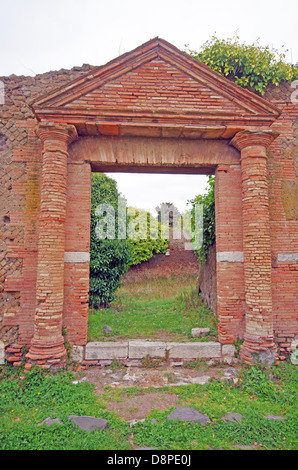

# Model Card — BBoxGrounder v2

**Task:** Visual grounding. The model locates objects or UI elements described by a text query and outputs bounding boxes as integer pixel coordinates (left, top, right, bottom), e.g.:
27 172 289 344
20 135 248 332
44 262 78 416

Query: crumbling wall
0 65 94 349
0 64 297 359
264 82 298 353
197 83 298 354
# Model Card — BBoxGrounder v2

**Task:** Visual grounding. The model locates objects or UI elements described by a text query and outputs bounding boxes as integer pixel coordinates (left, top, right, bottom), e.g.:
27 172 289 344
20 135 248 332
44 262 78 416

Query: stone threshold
71 340 236 365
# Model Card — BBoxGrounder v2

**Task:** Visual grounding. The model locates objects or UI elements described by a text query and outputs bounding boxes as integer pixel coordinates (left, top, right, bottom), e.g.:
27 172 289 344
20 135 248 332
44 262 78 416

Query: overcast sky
1 0 297 214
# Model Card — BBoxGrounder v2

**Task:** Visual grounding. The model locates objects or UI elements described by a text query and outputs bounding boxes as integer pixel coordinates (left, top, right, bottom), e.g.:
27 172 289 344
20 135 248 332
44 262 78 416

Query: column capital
231 130 278 152
36 122 78 146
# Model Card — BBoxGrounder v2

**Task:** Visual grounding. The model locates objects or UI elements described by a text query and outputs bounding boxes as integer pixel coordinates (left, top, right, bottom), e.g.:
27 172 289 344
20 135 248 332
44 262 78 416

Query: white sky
1 0 297 214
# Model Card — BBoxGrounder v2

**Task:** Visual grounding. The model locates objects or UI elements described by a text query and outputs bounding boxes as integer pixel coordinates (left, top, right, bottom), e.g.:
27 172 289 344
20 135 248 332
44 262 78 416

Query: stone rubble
37 417 63 427
67 415 109 432
166 407 210 425
191 328 210 337
222 412 243 423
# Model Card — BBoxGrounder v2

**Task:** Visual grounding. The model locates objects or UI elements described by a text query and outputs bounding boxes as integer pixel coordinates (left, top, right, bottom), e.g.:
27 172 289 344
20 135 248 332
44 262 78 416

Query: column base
240 333 278 366
26 336 67 368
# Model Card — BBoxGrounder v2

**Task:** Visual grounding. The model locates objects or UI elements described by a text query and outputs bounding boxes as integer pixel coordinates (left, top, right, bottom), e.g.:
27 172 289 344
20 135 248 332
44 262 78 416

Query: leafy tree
127 207 168 265
187 35 298 95
89 175 168 305
89 173 132 307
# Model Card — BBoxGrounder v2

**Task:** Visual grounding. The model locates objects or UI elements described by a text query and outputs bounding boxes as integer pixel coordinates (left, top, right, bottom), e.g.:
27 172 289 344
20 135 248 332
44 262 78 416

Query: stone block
190 376 210 385
67 415 108 432
129 340 166 359
37 417 63 427
166 407 210 424
191 328 210 337
222 344 236 357
264 415 287 422
166 342 221 359
216 251 244 263
0 341 5 364
222 412 242 423
277 253 298 262
64 251 90 263
85 342 128 360
70 345 84 363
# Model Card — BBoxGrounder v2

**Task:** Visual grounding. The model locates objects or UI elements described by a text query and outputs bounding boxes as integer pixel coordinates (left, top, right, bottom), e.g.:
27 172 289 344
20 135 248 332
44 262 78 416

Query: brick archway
5 38 284 367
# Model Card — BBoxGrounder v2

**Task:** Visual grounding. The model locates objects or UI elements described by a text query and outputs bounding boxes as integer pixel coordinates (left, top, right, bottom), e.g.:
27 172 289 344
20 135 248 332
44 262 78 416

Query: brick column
215 163 245 344
27 122 77 366
231 130 278 365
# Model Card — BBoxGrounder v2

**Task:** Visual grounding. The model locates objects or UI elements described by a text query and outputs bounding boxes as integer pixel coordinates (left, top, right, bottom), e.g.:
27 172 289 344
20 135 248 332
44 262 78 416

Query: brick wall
264 83 298 354
198 82 298 355
67 57 243 114
0 65 94 352
0 58 297 363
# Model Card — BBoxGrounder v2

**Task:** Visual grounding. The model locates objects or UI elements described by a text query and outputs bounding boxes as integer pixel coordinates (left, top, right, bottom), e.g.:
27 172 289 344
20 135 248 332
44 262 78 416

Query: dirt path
81 363 240 421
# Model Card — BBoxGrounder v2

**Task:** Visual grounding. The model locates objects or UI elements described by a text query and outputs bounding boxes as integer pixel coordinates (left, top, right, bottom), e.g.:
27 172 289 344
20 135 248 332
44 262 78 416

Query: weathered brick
0 38 297 367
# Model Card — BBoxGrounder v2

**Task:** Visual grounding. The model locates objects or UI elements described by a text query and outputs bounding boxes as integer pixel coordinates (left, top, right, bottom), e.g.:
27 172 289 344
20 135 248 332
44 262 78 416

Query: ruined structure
0 38 297 367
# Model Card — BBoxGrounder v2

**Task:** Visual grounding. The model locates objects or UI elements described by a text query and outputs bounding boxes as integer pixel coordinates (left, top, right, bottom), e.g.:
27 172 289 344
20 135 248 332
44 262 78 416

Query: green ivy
187 35 298 95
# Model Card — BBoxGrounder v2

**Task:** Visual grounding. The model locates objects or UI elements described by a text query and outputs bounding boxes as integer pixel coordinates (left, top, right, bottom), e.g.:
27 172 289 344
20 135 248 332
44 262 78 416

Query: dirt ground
80 363 240 420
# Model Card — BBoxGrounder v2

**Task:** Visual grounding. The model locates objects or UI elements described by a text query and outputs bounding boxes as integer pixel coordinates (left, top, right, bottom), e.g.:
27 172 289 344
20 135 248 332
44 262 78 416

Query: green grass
104 362 298 451
1 276 297 450
0 361 297 450
88 274 218 342
0 366 131 450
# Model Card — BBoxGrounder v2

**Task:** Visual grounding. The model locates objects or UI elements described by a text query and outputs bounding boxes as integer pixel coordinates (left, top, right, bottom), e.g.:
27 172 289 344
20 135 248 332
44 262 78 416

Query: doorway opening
87 171 218 345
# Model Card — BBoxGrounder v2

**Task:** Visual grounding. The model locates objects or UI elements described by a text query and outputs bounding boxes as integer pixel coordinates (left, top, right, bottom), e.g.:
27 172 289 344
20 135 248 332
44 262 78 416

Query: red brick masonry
0 38 297 367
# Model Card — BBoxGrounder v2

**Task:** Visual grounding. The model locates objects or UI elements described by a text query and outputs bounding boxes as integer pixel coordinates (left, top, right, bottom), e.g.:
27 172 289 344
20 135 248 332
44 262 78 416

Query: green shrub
127 207 168 265
89 239 132 307
187 35 298 95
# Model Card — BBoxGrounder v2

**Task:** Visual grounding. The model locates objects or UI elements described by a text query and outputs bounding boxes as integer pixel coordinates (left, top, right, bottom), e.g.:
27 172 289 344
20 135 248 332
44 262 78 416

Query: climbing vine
187 35 298 95
188 176 215 264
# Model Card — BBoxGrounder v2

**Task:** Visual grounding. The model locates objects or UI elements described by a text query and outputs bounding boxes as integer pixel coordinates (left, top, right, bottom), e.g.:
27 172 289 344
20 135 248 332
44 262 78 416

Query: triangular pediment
32 38 280 137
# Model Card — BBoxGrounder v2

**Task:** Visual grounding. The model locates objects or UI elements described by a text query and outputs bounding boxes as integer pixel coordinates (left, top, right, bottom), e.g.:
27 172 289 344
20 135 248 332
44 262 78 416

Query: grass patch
0 365 131 450
127 363 298 450
0 361 297 450
88 274 217 341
